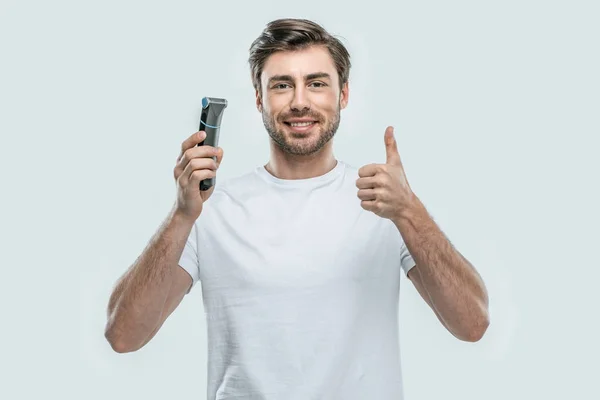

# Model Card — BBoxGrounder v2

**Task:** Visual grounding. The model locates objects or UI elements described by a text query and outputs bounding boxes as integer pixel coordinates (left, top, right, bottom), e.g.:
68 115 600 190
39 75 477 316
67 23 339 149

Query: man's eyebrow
268 74 293 84
305 72 331 80
268 72 332 84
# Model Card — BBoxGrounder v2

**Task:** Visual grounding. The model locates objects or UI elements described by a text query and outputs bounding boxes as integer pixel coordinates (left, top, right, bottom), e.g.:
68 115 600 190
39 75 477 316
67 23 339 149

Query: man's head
248 19 351 156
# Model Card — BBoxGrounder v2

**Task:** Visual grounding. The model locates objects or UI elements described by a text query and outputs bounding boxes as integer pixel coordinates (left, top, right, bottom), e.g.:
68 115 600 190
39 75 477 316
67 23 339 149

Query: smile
283 121 318 133
288 121 315 127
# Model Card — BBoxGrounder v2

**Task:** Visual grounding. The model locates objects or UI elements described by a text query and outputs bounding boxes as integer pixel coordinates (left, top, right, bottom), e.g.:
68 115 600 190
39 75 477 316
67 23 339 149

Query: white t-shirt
178 160 416 400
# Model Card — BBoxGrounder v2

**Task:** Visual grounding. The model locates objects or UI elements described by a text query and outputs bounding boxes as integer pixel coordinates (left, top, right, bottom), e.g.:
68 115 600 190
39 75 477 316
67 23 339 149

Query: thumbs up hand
356 126 417 221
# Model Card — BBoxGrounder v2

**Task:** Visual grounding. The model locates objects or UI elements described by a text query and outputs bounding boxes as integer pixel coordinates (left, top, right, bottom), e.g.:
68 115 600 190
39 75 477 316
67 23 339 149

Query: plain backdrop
1 0 598 399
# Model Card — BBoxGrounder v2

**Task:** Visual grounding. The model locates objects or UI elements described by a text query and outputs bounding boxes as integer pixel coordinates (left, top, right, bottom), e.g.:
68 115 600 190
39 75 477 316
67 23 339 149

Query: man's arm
395 195 490 342
104 207 195 353
406 266 453 333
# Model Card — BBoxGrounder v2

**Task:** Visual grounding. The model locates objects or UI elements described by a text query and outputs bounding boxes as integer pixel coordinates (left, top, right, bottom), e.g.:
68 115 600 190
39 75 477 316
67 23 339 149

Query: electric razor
197 96 227 191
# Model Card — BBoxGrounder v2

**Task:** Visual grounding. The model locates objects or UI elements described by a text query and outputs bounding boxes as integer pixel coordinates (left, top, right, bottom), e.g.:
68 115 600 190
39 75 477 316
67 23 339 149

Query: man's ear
255 89 262 113
339 81 349 110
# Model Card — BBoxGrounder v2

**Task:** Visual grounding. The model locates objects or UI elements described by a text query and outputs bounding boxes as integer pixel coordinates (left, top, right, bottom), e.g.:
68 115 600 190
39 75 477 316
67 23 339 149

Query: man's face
256 45 349 156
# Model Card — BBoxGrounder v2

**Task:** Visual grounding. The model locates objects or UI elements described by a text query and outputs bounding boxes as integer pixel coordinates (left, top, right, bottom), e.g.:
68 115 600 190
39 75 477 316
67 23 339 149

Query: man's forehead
262 46 337 80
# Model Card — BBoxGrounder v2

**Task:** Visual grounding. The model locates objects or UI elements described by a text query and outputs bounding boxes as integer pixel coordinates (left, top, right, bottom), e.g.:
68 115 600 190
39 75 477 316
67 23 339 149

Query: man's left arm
392 196 489 342
357 126 489 342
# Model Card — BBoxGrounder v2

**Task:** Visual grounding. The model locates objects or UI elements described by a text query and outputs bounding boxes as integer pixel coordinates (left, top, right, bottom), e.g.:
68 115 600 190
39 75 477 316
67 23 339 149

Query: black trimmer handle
197 97 227 191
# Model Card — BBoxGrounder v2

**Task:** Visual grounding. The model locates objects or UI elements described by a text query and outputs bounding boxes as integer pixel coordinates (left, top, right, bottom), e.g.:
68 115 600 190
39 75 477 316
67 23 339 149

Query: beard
262 105 341 156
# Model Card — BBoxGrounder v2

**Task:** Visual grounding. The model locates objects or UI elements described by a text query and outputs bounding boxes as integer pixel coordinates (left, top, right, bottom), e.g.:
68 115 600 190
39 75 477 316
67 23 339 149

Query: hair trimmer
197 96 227 191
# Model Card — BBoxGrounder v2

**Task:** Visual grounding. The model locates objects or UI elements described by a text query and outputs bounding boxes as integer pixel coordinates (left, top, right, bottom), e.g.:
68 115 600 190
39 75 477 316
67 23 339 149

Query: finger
189 168 217 189
175 144 219 173
360 199 378 212
177 131 206 163
177 157 217 187
358 163 380 178
215 147 225 168
355 176 382 189
183 157 219 183
385 126 401 166
357 188 378 201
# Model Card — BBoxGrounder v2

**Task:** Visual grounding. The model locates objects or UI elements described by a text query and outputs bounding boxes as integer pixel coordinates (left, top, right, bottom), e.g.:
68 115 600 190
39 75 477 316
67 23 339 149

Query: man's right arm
105 129 223 353
104 207 196 353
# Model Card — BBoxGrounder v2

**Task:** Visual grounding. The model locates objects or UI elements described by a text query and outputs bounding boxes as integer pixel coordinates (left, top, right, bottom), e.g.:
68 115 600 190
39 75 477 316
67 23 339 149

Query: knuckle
181 149 192 164
198 146 210 157
190 158 201 169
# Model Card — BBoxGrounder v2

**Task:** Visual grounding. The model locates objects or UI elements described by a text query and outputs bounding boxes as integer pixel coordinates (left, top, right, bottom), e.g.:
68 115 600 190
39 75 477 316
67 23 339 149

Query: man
105 18 490 400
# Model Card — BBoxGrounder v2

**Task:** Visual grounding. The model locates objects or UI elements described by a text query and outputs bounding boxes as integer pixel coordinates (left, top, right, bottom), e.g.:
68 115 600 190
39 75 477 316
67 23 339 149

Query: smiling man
105 18 490 400
255 38 347 180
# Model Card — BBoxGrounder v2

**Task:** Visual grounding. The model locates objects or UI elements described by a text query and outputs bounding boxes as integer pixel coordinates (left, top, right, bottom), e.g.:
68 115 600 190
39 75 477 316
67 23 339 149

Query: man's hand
356 126 416 220
174 130 224 221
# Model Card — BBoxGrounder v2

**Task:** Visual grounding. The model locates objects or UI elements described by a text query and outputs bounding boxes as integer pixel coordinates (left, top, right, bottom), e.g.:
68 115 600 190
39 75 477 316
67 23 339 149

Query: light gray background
1 0 598 399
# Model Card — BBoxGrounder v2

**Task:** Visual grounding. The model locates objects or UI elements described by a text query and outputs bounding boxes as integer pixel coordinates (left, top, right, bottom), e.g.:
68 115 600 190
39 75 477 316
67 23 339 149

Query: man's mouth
286 121 316 126
283 119 319 132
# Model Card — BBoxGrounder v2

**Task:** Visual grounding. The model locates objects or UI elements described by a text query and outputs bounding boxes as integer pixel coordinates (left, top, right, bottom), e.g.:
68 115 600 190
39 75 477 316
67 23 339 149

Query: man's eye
273 83 290 89
310 82 327 88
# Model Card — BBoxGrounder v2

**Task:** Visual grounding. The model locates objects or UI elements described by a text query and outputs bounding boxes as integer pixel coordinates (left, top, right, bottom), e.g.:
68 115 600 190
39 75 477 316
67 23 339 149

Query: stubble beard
262 105 341 156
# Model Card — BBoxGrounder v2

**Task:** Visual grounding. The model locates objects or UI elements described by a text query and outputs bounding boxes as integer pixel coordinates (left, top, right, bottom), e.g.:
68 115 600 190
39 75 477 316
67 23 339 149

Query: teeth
290 121 313 127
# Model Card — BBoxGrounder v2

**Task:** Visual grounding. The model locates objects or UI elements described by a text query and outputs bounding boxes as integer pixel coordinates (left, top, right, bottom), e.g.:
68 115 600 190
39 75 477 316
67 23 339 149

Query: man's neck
265 145 337 180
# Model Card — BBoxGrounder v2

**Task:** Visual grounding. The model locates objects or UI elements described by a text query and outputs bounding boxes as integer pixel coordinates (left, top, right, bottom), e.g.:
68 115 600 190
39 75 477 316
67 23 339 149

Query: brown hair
248 18 351 94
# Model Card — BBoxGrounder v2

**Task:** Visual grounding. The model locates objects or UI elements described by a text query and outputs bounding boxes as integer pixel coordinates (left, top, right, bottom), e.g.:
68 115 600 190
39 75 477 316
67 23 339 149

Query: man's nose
290 87 310 111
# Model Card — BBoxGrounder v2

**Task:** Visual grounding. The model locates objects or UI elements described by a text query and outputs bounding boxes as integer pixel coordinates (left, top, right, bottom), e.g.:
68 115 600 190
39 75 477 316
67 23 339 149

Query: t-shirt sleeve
178 222 200 294
400 240 417 277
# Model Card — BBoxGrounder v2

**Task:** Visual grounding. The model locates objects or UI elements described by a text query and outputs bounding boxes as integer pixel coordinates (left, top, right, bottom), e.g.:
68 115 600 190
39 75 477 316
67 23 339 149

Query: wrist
392 193 424 226
170 206 199 229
